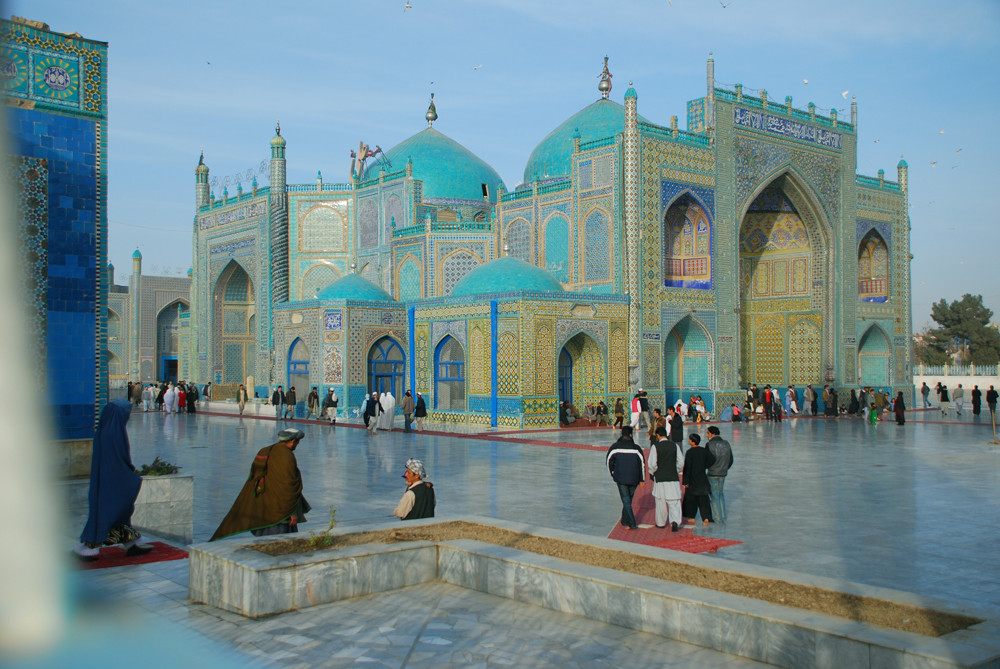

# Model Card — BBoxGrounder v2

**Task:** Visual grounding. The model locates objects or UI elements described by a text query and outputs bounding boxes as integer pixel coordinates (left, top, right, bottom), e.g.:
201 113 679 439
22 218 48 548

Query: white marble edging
188 515 1000 668
133 474 194 544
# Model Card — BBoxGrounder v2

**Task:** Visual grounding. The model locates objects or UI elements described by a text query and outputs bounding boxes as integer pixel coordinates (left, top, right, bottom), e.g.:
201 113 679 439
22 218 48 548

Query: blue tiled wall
10 107 99 440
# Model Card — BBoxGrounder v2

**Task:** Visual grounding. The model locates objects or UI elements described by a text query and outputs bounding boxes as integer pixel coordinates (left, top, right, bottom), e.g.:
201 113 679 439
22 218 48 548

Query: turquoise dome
316 273 393 302
523 98 649 184
132 249 142 259
451 257 564 297
365 127 505 204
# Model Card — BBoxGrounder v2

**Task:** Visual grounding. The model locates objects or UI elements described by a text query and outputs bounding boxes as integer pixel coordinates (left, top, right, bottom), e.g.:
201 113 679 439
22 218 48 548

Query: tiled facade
188 58 911 425
3 17 108 440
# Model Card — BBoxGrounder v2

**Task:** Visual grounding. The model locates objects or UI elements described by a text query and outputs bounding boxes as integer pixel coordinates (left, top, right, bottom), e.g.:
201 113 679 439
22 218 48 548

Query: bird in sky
720 0 733 7
473 64 483 71
404 1 412 11
841 90 849 99
956 148 962 154
206 61 211 66
930 161 937 168
873 139 880 143
938 129 945 134
803 78 809 85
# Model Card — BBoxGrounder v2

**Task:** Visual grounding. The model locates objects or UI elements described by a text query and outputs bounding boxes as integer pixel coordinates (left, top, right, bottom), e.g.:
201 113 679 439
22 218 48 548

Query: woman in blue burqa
73 399 152 561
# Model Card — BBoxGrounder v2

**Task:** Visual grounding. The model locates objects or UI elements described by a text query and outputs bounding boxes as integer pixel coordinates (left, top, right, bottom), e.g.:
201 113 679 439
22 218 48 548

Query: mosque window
107 309 121 340
473 211 486 223
858 231 889 300
663 196 711 286
583 208 611 282
434 335 466 411
437 208 458 223
440 250 480 296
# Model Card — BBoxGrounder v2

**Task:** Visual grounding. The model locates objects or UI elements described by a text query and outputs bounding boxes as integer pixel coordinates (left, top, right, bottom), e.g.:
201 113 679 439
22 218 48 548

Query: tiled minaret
269 122 289 308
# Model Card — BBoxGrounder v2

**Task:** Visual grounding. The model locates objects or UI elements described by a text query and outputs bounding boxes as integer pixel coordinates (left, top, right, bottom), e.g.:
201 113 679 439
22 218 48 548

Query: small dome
365 127 505 204
897 158 908 168
187 268 193 275
107 262 114 269
624 83 637 99
196 152 208 173
271 134 286 148
316 273 394 302
523 98 649 184
451 257 564 297
132 248 142 259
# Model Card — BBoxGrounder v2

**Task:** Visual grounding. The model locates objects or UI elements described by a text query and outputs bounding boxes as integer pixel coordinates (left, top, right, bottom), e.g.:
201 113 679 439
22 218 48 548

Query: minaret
897 156 908 194
269 122 289 308
623 75 641 386
130 248 142 381
195 152 210 209
706 53 715 137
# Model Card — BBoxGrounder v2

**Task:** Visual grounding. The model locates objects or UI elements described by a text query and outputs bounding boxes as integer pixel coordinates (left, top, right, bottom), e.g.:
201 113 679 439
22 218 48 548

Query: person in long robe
73 400 152 561
211 428 310 540
360 394 370 426
163 383 176 413
378 391 396 431
894 391 906 425
367 392 382 434
848 390 859 415
648 427 684 531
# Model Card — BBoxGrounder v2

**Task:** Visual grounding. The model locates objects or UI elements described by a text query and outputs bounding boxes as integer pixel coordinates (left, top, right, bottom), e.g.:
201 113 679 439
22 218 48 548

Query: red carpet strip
607 486 742 554
73 541 188 570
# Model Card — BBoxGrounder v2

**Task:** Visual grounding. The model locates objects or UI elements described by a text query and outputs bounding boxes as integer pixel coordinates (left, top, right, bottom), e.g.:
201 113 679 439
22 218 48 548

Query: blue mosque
187 57 912 428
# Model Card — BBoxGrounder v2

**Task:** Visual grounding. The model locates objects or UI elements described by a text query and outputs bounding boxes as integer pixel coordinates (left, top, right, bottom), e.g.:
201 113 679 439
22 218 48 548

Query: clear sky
9 0 999 328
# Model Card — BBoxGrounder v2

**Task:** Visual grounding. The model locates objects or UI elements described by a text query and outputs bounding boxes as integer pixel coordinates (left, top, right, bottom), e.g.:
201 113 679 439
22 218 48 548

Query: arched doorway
858 326 890 387
213 261 256 384
287 338 310 397
663 193 712 288
156 300 187 383
738 177 829 386
558 348 572 403
434 336 465 410
369 337 405 399
558 332 605 408
663 316 712 409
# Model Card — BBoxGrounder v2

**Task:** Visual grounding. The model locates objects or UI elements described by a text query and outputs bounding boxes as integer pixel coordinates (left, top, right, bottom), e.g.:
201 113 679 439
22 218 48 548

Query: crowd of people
126 380 208 414
920 381 998 420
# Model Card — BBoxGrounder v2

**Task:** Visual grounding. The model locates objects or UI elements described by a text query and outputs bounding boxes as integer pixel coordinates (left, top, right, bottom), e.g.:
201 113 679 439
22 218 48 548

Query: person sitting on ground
559 401 576 426
393 458 436 520
595 400 611 427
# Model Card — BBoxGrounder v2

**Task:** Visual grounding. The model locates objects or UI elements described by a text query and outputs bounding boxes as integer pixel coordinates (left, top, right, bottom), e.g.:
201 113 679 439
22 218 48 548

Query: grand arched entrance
738 177 829 386
557 332 605 408
288 337 311 395
369 337 405 399
663 316 712 409
156 300 187 383
213 261 256 384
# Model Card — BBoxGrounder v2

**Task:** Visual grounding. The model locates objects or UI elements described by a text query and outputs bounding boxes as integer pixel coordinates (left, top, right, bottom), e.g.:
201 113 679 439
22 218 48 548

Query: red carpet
607 486 742 554
74 541 188 570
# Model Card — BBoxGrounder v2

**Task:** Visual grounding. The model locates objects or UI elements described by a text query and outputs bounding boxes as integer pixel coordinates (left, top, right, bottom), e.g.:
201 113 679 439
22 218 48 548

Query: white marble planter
58 473 194 544
132 473 194 544
189 516 1000 669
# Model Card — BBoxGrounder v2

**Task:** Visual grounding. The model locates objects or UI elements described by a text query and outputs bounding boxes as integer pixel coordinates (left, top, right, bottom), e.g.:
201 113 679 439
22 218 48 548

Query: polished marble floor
56 407 1000 666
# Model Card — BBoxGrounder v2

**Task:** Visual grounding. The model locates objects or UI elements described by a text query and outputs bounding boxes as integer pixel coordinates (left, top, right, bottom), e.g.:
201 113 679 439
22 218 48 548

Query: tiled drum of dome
583 209 610 282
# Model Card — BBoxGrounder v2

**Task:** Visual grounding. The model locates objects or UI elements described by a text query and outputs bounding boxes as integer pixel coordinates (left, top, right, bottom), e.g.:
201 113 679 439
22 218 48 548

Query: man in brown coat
210 428 310 540
400 390 416 433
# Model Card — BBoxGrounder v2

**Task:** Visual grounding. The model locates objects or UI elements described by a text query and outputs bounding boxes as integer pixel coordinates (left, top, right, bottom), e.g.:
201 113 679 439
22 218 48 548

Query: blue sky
10 0 1000 328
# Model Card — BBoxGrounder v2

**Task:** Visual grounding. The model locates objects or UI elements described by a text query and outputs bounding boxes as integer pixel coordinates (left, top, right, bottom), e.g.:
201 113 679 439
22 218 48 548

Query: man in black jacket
271 386 283 419
667 406 684 448
283 386 297 419
606 426 645 530
682 433 716 526
393 458 435 520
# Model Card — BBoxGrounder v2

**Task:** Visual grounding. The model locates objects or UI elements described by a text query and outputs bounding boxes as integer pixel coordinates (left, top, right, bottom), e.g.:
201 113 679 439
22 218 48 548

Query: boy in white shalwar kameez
648 426 684 531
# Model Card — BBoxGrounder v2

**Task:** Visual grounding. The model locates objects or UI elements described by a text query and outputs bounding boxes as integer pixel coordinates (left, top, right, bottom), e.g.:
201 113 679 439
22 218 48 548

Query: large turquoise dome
451 257 564 297
365 127 505 205
316 273 393 302
522 99 649 184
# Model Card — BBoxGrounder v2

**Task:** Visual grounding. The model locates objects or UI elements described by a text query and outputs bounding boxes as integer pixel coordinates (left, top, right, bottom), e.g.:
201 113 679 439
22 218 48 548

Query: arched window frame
434 335 466 411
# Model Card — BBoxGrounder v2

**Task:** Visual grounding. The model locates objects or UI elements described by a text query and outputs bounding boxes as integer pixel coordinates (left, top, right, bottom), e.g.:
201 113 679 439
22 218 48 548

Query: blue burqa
80 399 143 544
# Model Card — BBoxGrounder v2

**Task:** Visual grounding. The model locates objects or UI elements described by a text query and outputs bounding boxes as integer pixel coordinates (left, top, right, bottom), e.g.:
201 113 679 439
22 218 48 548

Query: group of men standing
921 382 998 419
607 422 734 533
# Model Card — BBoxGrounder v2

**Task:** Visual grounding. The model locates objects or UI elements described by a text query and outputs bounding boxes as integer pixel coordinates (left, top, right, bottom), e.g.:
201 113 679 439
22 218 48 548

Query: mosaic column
623 85 640 383
269 124 289 310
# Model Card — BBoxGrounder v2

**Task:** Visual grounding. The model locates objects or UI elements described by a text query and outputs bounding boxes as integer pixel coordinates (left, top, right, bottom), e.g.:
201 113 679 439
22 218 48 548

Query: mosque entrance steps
188 516 999 669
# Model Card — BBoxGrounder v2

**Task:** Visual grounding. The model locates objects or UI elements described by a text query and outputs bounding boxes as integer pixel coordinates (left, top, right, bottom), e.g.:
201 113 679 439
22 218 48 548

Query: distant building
3 17 108 455
105 252 191 388
188 57 913 426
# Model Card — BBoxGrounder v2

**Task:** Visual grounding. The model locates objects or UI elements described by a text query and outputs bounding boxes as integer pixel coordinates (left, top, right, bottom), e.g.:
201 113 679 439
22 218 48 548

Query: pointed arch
397 255 422 302
300 263 342 300
858 230 889 301
213 260 256 384
858 324 891 386
542 212 569 282
434 335 466 410
503 218 532 263
663 316 714 406
581 206 611 283
287 337 311 392
368 336 405 399
107 308 122 340
558 331 606 407
438 249 482 296
662 192 712 288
